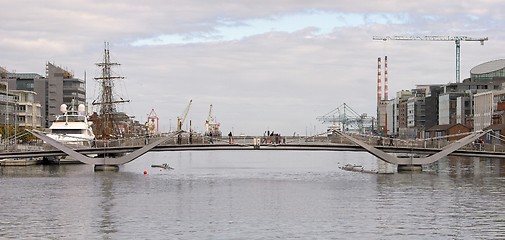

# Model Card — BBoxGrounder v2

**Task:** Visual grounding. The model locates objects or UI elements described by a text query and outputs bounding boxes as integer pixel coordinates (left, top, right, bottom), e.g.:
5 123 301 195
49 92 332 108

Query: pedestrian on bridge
228 131 233 144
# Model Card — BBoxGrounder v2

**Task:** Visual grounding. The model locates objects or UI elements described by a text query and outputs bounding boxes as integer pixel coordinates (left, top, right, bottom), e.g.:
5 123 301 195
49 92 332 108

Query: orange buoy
143 170 148 175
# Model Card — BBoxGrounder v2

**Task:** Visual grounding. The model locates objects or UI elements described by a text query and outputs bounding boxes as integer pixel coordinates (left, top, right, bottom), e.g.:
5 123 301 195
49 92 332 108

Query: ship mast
92 42 130 139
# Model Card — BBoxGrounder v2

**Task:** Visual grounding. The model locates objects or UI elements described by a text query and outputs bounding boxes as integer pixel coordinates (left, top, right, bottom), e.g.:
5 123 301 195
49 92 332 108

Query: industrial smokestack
377 57 382 106
384 56 388 101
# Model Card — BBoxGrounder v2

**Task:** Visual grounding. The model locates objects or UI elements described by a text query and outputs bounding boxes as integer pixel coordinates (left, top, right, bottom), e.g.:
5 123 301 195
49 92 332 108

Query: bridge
0 129 501 171
334 129 491 171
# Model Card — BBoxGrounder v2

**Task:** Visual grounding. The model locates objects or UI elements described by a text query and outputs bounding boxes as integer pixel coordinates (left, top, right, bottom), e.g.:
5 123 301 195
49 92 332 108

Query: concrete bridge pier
94 164 120 171
397 164 423 172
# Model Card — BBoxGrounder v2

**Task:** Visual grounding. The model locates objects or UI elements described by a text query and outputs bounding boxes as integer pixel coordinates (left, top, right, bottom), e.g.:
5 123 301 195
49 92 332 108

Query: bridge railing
5 130 505 155
344 131 505 154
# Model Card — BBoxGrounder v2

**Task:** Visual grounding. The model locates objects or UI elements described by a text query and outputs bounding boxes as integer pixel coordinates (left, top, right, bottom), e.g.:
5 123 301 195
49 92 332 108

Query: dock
0 158 42 166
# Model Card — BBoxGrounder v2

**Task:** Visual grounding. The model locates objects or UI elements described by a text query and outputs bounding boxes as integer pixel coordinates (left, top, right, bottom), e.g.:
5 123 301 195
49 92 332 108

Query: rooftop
470 59 505 75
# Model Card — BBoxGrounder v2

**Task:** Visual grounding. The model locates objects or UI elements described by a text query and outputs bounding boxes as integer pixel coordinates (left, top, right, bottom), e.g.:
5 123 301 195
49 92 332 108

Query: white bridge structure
0 129 497 171
334 130 491 171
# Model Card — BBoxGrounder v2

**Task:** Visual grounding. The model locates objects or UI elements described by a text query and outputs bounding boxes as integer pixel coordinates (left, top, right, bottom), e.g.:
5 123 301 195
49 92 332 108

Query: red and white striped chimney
377 57 382 106
384 56 388 101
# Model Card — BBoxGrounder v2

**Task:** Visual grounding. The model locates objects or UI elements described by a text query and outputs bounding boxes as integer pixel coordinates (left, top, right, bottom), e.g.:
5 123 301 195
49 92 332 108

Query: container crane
177 100 192 131
373 35 488 83
317 103 374 133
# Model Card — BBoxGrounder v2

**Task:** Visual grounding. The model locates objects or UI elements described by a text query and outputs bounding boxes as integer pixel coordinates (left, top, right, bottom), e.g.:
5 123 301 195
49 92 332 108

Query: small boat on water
340 164 364 172
151 163 174 170
339 164 379 174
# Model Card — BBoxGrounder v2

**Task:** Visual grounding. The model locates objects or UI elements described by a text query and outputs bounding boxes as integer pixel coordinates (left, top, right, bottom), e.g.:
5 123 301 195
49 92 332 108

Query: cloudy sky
2 1 504 135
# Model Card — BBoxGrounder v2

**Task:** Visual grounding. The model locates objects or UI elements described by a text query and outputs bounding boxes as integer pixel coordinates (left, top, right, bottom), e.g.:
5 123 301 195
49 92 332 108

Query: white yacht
47 102 95 147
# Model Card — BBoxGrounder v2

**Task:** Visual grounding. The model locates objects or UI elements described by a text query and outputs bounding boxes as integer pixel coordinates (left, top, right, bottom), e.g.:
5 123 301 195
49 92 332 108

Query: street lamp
4 81 9 147
14 99 18 145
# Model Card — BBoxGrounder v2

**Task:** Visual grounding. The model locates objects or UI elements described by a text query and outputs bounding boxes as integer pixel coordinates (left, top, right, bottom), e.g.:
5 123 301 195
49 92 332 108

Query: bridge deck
1 130 503 166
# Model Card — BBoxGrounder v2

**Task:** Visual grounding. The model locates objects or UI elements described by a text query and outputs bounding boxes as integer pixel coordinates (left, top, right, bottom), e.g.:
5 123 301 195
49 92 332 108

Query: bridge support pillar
94 164 120 171
397 164 423 172
253 138 261 150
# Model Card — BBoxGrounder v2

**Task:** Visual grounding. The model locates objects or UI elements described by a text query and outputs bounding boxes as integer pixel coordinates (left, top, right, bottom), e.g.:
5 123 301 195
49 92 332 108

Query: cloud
2 0 504 134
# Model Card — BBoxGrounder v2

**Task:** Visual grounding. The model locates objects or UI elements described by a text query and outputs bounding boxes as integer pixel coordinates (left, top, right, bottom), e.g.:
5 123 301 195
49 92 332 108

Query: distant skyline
2 1 504 135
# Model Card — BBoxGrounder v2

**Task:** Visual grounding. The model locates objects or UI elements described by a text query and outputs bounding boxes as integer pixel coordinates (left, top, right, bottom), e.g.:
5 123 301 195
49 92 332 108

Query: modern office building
0 81 16 134
385 59 505 139
3 63 86 128
473 90 505 131
386 100 395 136
424 85 444 129
0 81 42 127
406 89 426 138
394 90 413 138
470 59 505 82
45 62 86 126
438 92 467 125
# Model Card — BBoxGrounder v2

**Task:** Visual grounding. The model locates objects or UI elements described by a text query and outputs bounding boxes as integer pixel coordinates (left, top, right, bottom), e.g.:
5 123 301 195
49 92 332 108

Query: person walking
228 131 233 144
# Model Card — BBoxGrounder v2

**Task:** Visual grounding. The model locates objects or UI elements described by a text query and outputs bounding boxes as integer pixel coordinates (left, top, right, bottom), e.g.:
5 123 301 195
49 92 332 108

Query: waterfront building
377 101 388 135
440 78 505 128
406 88 426 138
483 124 505 144
3 72 45 126
386 100 395 136
425 123 470 141
0 80 43 141
0 81 16 140
10 90 42 129
438 92 467 125
394 90 413 138
424 85 444 129
45 62 86 127
2 63 86 128
455 95 471 125
382 59 505 139
470 59 505 82
473 90 505 131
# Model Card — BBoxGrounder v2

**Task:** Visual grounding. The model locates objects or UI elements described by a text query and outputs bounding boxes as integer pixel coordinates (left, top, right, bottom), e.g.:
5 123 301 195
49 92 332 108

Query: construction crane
207 104 213 123
205 104 222 136
373 35 488 83
177 100 192 131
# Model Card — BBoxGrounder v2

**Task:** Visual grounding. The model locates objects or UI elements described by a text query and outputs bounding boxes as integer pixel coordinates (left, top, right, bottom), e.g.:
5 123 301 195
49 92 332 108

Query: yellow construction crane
177 100 192 131
373 35 488 83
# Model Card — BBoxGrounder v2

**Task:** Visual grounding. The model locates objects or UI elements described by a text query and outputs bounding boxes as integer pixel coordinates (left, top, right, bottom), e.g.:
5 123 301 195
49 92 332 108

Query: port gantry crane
177 99 192 131
316 103 374 133
373 35 488 83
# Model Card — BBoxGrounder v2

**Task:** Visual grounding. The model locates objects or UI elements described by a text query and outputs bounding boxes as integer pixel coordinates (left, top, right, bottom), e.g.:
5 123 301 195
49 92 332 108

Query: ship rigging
91 42 131 140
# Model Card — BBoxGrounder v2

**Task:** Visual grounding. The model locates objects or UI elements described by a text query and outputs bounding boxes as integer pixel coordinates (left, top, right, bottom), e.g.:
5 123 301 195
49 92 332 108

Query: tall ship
89 42 145 145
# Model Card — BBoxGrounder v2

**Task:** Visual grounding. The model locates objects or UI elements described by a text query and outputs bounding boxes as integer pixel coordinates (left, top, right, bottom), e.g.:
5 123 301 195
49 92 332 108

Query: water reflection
2 152 505 239
96 173 117 237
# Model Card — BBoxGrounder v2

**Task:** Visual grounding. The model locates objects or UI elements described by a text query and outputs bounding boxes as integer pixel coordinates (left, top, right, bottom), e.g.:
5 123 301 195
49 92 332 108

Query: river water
1 151 505 239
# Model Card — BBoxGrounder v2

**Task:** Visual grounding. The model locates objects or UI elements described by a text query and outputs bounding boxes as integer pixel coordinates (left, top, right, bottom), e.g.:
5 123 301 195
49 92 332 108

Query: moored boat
47 100 95 147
